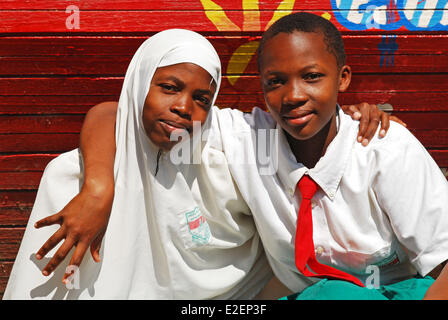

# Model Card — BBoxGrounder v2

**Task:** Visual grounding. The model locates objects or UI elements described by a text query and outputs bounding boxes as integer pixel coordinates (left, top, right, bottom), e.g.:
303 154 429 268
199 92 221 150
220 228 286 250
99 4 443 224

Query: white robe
3 29 272 300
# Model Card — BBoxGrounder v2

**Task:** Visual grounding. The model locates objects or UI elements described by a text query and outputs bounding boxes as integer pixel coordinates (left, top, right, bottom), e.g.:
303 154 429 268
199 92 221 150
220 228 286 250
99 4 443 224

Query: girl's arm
34 101 118 282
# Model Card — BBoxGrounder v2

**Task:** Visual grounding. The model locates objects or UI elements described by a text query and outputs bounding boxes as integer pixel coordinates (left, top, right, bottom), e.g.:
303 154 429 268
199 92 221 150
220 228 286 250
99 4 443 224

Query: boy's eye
194 94 211 106
304 73 323 81
265 77 284 88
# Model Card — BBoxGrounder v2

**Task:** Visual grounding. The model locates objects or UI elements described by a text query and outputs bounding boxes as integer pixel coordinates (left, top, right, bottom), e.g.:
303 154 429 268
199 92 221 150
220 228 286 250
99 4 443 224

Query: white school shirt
216 106 448 293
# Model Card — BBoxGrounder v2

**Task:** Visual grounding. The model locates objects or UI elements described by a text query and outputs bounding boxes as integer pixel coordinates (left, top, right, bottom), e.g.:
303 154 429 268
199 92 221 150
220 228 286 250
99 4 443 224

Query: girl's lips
159 120 190 135
283 112 314 126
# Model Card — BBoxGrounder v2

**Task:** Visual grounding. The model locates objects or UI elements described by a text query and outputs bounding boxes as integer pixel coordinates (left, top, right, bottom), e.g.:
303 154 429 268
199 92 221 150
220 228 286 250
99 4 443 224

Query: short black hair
257 12 346 70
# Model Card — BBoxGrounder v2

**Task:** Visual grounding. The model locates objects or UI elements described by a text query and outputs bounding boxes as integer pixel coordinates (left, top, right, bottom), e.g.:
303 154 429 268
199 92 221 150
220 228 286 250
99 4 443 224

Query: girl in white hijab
4 29 272 299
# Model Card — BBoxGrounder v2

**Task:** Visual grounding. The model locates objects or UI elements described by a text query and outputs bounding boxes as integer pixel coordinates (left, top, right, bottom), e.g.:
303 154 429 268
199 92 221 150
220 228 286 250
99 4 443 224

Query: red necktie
294 175 365 287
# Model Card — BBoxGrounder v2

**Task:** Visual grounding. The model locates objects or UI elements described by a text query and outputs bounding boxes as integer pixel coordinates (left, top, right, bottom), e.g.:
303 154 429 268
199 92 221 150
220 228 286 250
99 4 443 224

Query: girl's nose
170 95 193 119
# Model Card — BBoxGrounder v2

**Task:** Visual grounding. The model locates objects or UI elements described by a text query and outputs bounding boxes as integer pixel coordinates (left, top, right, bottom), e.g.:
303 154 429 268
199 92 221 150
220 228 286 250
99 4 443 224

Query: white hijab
4 29 271 300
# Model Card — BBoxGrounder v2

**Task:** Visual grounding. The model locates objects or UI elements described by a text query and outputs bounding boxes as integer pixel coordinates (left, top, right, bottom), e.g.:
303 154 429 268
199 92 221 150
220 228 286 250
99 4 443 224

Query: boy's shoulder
351 117 425 158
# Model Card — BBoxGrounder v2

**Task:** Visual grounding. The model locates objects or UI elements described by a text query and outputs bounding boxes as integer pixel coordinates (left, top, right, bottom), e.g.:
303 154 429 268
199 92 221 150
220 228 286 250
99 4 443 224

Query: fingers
34 212 62 229
62 242 89 284
356 103 370 145
361 106 381 145
341 104 361 120
35 227 65 261
41 237 75 276
90 231 105 263
378 111 390 138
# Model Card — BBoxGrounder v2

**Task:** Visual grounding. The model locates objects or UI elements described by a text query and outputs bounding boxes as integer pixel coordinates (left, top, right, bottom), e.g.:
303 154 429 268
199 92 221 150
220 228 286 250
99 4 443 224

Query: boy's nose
283 80 307 106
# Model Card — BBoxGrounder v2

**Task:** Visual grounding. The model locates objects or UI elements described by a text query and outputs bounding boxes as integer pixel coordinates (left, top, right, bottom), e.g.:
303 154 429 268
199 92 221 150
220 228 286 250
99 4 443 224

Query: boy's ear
338 65 351 92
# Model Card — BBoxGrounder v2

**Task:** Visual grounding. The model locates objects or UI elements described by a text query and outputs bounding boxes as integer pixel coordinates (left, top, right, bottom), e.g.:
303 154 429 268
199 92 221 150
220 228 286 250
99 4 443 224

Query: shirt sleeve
371 122 448 276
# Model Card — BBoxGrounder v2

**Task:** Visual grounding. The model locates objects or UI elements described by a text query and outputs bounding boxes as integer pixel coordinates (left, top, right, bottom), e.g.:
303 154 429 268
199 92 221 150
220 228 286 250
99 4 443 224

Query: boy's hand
341 102 407 146
34 178 114 283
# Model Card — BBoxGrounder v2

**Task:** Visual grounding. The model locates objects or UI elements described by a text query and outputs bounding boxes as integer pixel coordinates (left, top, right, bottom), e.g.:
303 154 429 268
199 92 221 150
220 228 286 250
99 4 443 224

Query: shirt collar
276 106 358 200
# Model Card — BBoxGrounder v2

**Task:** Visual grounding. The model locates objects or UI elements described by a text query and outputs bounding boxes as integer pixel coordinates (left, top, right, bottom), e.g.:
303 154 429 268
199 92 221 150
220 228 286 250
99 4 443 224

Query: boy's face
142 63 216 151
259 30 351 141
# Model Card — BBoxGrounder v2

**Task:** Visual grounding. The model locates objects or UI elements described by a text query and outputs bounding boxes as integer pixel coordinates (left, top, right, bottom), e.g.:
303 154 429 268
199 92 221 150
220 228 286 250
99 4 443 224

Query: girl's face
142 62 216 151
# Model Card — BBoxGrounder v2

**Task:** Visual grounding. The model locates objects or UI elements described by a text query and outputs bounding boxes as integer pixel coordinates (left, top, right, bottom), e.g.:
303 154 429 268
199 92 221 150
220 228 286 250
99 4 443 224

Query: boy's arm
34 101 118 281
424 261 448 299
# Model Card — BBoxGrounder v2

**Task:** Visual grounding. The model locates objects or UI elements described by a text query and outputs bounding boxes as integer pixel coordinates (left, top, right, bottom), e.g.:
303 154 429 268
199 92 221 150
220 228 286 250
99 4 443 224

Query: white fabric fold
4 29 271 300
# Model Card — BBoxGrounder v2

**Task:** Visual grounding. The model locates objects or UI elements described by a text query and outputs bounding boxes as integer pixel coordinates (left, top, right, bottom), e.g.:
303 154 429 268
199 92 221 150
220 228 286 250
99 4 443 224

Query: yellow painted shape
242 0 261 31
321 12 332 20
265 0 296 30
199 0 241 31
226 40 260 85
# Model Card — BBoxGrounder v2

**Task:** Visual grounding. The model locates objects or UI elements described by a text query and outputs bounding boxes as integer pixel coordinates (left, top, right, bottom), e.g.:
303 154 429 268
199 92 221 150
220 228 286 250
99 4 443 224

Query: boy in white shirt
216 12 448 299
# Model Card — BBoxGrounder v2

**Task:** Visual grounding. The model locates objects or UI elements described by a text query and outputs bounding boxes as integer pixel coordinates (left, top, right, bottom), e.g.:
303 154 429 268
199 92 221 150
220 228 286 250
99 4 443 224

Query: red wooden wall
1 0 447 298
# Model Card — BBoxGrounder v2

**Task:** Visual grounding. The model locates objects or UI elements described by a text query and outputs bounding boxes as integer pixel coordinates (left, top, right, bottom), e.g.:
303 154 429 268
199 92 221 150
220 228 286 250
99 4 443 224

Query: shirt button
289 187 294 197
311 201 318 208
315 246 324 255
328 192 334 198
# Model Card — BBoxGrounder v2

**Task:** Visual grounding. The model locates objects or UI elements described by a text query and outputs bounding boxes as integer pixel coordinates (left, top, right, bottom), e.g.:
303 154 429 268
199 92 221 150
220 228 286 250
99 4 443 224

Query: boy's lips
283 110 314 126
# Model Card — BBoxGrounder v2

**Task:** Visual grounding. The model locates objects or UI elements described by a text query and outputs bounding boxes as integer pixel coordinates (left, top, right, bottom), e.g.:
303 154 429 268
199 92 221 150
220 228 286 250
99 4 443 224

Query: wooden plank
0 261 13 299
1 112 446 135
0 262 12 278
0 205 32 226
0 133 79 153
0 154 56 172
0 115 84 134
386 112 448 130
2 35 447 57
2 0 443 11
0 172 45 190
431 150 448 166
1 92 448 115
1 52 446 75
0 9 446 33
0 190 37 226
410 130 448 148
338 92 448 112
0 0 301 11
1 35 447 76
0 95 118 115
0 227 24 260
1 74 448 96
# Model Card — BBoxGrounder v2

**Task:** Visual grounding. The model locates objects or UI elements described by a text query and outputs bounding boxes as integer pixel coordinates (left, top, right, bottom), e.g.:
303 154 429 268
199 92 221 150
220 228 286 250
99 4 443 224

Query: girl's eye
160 83 178 92
304 73 323 81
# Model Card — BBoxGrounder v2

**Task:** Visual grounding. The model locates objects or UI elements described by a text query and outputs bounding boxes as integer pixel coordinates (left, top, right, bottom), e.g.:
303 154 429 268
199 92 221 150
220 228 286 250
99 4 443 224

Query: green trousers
280 277 434 300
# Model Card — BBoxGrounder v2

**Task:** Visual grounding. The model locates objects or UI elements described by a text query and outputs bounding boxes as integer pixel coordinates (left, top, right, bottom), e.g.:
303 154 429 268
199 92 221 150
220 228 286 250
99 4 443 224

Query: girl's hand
34 178 114 283
341 102 407 146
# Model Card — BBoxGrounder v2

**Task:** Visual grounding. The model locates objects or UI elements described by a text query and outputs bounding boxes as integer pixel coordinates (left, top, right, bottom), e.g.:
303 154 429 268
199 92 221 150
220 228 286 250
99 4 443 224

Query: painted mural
332 0 448 31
